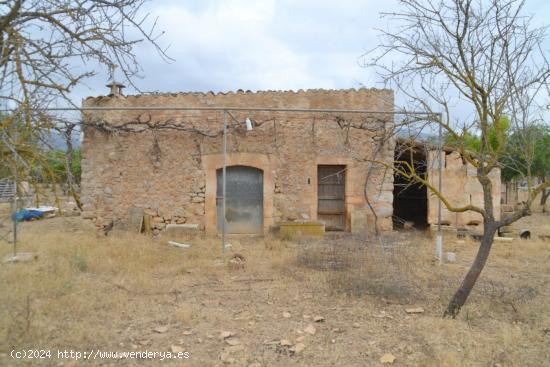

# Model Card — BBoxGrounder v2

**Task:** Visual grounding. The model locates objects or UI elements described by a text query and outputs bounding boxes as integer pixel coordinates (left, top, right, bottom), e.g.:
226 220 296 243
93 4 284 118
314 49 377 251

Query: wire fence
293 227 435 304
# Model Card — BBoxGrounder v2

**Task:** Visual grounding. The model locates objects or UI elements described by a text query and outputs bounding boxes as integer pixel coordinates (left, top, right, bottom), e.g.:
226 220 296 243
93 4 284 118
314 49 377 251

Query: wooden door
317 165 346 231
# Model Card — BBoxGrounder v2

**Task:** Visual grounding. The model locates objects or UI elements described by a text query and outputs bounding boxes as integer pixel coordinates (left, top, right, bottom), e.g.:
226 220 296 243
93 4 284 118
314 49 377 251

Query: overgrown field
0 212 549 366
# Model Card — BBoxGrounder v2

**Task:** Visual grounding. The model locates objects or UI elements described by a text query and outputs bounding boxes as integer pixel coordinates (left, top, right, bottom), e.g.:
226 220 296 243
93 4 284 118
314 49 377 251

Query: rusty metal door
217 166 263 234
318 165 346 231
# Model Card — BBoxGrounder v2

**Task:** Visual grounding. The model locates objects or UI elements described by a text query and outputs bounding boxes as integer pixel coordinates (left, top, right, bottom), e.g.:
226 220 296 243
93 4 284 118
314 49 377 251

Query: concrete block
165 223 200 237
494 236 514 242
3 252 38 263
277 221 325 238
445 252 456 263
167 241 192 249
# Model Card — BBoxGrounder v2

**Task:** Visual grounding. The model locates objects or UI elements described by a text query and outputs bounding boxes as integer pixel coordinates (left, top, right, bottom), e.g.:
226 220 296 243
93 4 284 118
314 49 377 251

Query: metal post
11 149 18 257
222 110 227 255
12 180 17 257
436 116 443 261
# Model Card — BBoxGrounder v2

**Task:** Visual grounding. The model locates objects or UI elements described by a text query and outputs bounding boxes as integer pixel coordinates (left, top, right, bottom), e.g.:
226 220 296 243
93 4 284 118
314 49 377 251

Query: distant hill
44 129 81 150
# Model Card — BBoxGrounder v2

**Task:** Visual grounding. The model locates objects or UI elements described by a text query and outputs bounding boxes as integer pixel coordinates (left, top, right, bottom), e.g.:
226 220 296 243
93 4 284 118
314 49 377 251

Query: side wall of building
502 180 549 213
427 151 501 227
80 89 395 234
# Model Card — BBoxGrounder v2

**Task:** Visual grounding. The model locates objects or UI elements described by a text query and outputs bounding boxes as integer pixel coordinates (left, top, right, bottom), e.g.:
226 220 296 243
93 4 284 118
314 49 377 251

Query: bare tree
365 0 550 317
0 0 169 198
1 0 170 108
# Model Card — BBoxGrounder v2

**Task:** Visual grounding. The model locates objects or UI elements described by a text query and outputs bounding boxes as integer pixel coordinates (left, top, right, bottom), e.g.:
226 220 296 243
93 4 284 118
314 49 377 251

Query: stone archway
202 153 275 235
216 166 263 234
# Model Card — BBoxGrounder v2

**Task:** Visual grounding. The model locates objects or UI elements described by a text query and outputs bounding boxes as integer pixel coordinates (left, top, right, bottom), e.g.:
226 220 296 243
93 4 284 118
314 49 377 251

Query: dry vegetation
0 209 549 366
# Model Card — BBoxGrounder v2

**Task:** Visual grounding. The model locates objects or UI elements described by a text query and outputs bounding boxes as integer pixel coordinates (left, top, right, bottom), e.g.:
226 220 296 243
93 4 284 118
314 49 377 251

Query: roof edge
84 87 393 101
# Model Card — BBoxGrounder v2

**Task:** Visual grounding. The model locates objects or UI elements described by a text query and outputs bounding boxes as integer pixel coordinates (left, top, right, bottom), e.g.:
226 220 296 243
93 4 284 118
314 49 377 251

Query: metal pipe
222 110 227 256
12 180 17 257
436 115 443 261
11 147 18 257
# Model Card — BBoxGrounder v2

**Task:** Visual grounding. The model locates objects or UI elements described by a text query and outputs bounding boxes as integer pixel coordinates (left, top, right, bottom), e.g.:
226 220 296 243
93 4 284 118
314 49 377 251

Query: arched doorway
216 166 264 234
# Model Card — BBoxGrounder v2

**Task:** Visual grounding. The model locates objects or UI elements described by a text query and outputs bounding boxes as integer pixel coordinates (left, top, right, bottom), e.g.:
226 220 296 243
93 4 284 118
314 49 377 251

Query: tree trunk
540 189 549 213
63 124 82 210
444 223 497 318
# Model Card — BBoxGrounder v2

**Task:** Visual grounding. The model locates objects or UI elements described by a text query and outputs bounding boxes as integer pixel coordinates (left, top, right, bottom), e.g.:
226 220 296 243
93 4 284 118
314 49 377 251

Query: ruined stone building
81 88 395 234
80 88 500 235
393 142 501 230
501 178 548 213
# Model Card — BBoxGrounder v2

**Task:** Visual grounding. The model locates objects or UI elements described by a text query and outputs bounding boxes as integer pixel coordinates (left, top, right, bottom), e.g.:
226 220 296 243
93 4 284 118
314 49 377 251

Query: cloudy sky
71 0 396 100
71 0 550 103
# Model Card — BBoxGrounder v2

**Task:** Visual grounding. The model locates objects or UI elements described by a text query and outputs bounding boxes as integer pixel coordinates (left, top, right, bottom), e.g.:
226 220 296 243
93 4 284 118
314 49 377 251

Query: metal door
318 165 346 231
217 166 263 234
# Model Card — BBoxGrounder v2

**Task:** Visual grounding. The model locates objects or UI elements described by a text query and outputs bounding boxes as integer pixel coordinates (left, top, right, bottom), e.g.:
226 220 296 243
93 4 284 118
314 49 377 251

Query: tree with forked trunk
364 0 550 317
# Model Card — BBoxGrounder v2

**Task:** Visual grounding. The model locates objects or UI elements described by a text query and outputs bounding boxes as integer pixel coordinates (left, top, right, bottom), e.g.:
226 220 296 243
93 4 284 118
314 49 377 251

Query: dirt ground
0 209 549 366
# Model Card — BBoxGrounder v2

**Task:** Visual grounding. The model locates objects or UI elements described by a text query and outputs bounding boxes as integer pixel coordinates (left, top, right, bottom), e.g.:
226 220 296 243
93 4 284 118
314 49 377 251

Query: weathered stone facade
80 89 395 234
427 151 501 227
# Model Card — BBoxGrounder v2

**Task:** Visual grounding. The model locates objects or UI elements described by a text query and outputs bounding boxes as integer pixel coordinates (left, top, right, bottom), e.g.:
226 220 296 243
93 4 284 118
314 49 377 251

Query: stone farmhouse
80 87 500 235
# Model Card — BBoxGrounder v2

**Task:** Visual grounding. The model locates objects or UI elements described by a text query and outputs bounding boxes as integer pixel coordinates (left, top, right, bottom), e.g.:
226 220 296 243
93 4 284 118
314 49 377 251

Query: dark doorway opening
317 165 346 231
393 145 428 230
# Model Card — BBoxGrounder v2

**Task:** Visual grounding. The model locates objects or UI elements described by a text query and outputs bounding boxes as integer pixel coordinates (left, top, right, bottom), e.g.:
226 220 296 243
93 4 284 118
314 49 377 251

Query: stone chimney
106 81 125 97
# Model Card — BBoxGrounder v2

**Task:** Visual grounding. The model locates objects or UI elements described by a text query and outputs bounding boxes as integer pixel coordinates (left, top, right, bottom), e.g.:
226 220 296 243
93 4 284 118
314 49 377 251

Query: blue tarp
12 209 44 222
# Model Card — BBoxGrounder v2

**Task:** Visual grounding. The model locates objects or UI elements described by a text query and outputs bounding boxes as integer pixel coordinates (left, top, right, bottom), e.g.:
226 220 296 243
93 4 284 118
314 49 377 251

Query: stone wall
503 180 548 213
80 89 395 234
427 151 501 227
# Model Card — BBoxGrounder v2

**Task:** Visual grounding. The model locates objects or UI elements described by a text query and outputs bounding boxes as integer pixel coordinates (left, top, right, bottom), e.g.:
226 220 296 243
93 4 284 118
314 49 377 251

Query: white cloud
89 0 391 96
70 0 550 108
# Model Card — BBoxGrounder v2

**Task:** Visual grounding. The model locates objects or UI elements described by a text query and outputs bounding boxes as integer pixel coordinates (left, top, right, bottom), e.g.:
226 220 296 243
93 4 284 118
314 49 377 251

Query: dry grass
0 212 549 366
